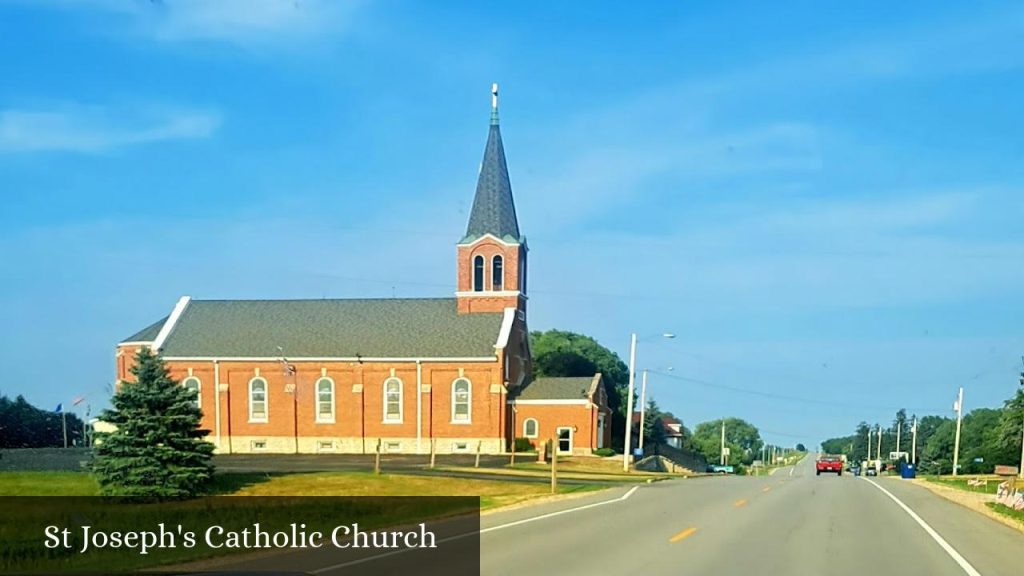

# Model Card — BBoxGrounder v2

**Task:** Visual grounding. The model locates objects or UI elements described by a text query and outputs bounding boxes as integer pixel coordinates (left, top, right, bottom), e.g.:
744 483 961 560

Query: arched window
383 377 403 423
182 377 201 409
316 377 335 423
492 255 503 291
248 377 267 422
523 418 538 438
451 378 471 423
473 255 485 292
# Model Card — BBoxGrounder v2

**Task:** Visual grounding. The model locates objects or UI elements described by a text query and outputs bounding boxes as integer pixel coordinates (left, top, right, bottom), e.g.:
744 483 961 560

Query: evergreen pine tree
92 347 214 498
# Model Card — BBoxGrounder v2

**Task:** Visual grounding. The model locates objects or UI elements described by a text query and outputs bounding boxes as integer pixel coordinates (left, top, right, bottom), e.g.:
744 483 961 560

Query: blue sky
1 0 1022 447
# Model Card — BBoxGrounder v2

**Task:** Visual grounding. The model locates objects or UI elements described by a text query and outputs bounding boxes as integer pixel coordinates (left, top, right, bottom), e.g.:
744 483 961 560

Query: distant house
633 413 686 450
114 87 611 456
658 416 686 450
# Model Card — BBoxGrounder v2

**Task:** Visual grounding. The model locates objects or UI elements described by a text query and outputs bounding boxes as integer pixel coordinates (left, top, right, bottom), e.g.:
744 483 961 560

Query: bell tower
456 84 528 315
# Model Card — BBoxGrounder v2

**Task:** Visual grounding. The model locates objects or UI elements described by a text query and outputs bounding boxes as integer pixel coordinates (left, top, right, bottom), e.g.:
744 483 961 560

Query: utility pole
623 333 638 472
867 427 872 462
876 424 882 462
638 370 649 452
911 416 917 465
720 419 727 466
952 387 964 478
895 417 902 460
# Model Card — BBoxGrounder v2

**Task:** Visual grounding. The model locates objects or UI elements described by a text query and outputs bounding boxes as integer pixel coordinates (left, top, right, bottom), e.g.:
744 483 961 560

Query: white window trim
248 377 268 423
182 376 201 409
451 377 472 424
491 254 504 291
556 426 574 455
315 377 336 424
523 418 539 438
383 377 404 424
473 255 485 292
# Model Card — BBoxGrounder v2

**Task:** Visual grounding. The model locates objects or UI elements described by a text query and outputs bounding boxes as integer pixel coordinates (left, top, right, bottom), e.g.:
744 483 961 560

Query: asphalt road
478 455 1024 575
198 455 1023 575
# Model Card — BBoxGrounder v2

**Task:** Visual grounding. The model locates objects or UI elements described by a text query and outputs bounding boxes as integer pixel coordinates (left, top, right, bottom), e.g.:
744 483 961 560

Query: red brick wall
456 238 526 314
511 403 611 454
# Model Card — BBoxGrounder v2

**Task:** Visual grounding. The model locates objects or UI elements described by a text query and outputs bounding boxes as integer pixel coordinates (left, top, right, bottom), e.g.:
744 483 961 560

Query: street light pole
637 369 649 453
622 333 638 472
952 387 964 478
867 427 872 462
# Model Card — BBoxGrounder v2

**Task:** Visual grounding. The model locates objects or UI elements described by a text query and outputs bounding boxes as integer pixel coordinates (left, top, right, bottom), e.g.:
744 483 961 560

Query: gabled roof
121 298 505 359
121 316 168 343
513 374 602 401
461 106 522 244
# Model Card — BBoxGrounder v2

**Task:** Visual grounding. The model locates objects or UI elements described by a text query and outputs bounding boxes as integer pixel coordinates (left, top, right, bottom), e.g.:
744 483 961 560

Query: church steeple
456 84 528 315
462 83 522 244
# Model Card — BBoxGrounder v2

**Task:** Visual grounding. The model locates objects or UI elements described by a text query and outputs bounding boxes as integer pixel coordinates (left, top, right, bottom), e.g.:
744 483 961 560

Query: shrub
513 437 535 452
592 447 616 457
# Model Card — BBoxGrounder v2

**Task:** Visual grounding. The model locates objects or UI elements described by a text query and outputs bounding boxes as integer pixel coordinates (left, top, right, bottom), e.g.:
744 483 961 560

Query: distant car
865 467 877 476
707 465 734 474
850 466 861 476
816 455 843 476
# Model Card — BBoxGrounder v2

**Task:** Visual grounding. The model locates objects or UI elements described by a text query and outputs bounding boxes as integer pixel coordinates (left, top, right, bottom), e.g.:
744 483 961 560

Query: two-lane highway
479 456 1024 575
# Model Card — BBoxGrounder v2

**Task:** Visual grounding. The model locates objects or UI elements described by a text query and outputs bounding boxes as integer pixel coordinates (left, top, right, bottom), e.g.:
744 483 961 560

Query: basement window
317 440 335 452
453 442 469 453
251 440 267 451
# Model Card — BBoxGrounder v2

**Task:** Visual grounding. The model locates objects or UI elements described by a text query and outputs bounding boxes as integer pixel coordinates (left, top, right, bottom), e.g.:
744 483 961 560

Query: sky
1 0 1022 448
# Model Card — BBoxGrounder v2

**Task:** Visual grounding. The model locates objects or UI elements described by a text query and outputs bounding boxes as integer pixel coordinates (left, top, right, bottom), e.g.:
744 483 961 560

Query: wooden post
374 439 381 475
475 442 481 468
429 438 436 469
537 440 546 463
550 439 558 494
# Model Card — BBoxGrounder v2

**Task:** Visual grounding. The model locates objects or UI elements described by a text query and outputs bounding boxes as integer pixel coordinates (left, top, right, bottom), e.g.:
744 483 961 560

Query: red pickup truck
816 455 843 476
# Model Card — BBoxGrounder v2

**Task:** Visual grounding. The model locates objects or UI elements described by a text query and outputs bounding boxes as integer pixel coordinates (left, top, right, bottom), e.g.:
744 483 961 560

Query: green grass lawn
986 502 1024 524
0 470 603 510
0 472 99 495
928 476 1006 495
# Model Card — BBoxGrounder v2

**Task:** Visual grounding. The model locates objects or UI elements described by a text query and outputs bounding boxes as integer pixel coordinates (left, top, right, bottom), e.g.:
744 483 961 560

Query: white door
597 415 605 449
557 427 573 455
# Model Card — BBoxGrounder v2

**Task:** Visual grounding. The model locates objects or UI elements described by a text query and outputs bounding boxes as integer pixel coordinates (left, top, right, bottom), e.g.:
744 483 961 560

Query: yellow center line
763 486 772 493
734 499 747 508
669 527 698 543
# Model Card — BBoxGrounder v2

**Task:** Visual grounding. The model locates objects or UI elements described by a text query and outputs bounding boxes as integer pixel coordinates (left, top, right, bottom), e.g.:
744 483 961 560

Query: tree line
0 395 85 448
820 389 1024 475
531 329 802 468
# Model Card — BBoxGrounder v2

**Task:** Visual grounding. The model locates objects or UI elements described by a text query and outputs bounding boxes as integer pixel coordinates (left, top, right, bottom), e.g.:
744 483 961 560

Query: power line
648 369 945 413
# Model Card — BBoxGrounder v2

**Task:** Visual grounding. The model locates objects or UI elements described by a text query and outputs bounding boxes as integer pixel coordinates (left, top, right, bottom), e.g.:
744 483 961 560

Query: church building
115 86 612 456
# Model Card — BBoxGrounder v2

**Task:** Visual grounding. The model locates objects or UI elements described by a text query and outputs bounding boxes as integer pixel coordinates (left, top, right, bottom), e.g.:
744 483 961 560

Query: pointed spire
462 83 522 244
490 82 499 126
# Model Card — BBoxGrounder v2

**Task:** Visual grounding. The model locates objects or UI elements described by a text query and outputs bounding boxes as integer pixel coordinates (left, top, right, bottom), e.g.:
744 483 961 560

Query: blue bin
900 463 916 479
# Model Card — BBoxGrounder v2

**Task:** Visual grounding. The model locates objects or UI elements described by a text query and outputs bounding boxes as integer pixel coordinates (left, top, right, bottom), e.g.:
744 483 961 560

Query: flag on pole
54 403 63 413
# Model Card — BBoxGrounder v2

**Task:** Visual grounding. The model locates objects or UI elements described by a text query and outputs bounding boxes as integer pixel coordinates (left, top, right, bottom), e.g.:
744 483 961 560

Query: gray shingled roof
124 298 504 358
514 376 595 400
462 122 522 243
122 316 168 342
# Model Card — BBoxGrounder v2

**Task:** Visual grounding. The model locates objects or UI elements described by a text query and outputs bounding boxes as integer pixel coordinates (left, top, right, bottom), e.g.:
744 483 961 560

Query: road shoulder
895 478 1024 534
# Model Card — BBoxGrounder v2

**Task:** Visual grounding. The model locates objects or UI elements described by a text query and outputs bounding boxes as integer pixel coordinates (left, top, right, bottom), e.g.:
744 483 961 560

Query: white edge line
310 486 641 574
862 478 982 576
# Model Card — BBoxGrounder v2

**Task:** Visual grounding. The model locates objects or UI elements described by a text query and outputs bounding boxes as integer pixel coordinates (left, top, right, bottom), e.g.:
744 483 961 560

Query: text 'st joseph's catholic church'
116 86 612 456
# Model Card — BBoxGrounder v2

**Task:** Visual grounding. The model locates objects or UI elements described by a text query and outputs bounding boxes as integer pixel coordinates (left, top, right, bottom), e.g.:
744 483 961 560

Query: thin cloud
0 104 220 153
25 0 363 46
